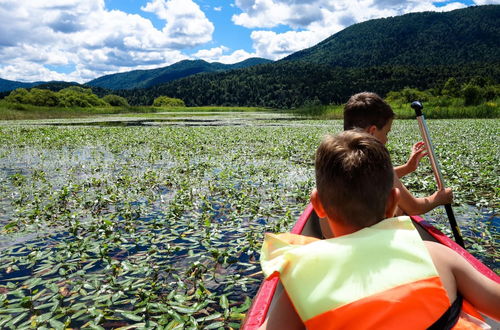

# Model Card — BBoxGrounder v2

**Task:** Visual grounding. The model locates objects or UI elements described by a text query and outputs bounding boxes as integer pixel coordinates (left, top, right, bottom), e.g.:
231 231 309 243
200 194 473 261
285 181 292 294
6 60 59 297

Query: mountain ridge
1 5 498 107
85 57 272 90
0 58 272 93
115 5 500 107
282 5 499 67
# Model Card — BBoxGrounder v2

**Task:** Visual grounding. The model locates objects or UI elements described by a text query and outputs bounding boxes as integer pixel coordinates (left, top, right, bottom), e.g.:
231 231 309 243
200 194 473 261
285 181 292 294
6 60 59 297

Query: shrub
102 94 129 107
386 87 430 103
462 84 483 106
58 87 107 107
442 77 461 97
153 96 185 107
5 88 29 104
5 88 60 106
26 88 59 106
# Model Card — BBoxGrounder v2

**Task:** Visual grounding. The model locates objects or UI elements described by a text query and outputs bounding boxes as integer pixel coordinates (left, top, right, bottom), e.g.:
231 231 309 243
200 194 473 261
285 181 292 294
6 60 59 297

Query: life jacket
260 216 489 329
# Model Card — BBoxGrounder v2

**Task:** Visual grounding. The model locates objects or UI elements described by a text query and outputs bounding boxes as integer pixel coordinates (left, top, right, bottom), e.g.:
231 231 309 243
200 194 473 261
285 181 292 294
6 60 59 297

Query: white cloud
141 0 214 47
193 46 256 64
0 0 214 82
473 0 500 4
233 0 475 60
0 0 484 83
193 46 230 59
0 60 73 83
250 30 320 60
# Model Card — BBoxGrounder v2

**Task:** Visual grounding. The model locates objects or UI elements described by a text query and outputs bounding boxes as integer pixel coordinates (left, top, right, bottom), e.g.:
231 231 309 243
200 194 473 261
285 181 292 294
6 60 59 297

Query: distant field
295 100 500 119
2 98 499 121
0 101 273 120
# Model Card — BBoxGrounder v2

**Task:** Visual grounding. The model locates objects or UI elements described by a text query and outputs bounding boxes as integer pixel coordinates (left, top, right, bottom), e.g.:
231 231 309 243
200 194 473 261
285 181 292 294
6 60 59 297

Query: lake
0 113 498 328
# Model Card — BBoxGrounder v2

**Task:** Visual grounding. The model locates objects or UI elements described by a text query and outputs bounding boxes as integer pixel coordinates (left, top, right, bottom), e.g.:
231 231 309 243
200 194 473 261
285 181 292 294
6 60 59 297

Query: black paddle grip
445 204 465 248
411 101 423 117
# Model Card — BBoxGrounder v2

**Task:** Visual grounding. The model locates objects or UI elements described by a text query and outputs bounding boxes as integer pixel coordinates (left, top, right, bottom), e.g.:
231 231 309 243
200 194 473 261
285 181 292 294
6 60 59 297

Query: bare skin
426 241 500 320
367 120 453 215
394 175 453 215
395 141 428 178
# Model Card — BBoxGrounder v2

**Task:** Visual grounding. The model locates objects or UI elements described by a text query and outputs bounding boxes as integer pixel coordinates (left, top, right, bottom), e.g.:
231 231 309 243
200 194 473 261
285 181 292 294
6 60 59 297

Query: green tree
102 94 129 107
153 96 185 107
386 87 430 103
5 88 60 106
5 88 29 103
483 85 499 101
442 78 461 97
26 88 59 106
462 83 483 106
57 87 107 107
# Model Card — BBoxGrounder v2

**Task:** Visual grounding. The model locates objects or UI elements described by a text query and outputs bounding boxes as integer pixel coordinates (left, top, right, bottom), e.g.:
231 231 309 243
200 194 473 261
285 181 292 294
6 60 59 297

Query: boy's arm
394 175 452 215
394 142 428 178
426 241 500 321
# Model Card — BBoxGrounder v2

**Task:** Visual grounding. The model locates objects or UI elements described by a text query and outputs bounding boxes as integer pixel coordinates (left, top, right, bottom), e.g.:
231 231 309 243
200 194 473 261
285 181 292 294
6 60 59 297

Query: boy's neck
328 219 370 237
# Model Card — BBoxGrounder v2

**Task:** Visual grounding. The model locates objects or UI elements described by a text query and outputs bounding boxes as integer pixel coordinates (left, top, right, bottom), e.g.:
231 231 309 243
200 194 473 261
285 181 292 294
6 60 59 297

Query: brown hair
343 92 395 130
315 130 394 227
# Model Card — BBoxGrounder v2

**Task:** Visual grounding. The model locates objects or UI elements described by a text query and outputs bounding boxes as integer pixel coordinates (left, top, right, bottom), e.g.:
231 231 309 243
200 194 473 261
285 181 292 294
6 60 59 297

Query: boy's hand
405 141 428 173
433 188 453 205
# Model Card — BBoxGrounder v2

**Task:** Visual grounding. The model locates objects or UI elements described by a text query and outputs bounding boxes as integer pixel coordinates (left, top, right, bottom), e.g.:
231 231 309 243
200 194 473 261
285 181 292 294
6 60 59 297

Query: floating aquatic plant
0 115 498 328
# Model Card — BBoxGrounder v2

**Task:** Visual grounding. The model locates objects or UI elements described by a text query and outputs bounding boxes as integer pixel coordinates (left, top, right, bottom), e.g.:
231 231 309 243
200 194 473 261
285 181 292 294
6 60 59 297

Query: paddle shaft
412 102 465 248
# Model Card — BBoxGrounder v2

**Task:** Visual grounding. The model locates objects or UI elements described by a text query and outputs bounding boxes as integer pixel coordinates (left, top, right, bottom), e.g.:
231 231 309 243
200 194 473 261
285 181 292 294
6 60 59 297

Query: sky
0 0 497 83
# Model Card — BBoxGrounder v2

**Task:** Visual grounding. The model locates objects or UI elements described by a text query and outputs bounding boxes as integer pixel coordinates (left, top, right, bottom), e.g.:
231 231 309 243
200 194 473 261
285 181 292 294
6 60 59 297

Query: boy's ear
366 125 378 136
385 187 400 218
310 188 327 218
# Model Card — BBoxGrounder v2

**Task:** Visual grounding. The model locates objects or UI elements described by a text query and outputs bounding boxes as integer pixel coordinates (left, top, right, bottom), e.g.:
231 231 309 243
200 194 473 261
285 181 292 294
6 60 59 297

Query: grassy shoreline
0 101 273 120
2 99 499 121
293 100 500 119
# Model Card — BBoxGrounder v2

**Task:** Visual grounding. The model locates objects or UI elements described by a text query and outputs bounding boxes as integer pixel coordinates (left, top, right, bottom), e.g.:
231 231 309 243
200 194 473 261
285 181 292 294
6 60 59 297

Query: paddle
411 101 465 248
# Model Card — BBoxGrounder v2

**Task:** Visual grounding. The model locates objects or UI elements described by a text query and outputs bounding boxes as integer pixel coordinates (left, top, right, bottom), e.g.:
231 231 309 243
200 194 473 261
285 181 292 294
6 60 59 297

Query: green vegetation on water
0 116 498 328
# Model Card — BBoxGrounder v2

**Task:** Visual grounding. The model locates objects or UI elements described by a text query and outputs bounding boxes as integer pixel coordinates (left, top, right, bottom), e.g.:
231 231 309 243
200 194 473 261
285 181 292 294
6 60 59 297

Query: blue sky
0 0 496 83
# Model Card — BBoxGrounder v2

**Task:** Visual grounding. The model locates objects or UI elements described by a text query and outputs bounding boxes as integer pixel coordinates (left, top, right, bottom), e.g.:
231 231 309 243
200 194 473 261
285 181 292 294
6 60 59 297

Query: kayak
242 203 500 329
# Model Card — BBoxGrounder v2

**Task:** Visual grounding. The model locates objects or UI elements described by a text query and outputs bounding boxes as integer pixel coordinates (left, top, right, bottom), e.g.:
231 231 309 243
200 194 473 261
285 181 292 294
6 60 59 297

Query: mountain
115 5 500 107
0 78 43 92
282 5 499 67
0 79 81 94
86 57 272 90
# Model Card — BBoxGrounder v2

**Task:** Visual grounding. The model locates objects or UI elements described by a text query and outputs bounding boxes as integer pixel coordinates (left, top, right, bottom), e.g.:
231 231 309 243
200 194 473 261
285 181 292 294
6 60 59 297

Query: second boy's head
344 92 395 145
311 130 398 232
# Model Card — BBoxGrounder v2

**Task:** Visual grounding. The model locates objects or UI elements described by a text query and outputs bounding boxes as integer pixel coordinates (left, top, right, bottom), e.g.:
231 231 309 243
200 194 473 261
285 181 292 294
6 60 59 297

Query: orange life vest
260 216 488 329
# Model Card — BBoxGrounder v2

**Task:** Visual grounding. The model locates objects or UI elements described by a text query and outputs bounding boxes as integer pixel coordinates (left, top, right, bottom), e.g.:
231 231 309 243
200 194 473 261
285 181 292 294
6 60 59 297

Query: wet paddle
411 101 465 248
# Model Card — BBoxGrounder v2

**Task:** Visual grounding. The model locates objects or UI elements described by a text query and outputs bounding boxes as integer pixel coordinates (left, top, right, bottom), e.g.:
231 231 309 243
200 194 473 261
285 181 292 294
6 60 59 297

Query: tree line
107 62 500 108
2 86 188 109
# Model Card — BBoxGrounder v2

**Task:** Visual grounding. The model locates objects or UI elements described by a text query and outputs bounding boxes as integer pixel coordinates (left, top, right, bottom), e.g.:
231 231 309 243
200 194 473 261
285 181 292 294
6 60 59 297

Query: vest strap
428 294 463 330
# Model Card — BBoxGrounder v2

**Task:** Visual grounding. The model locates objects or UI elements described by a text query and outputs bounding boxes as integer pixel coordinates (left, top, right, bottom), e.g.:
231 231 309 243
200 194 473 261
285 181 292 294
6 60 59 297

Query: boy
260 131 499 329
344 92 453 216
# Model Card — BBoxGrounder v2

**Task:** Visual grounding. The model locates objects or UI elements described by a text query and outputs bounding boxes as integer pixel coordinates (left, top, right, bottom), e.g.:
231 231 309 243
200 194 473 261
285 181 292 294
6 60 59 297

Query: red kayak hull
242 204 499 329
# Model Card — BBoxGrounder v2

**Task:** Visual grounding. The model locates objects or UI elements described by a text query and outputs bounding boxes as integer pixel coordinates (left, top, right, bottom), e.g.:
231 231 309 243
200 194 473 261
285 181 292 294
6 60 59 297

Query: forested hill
113 5 499 107
0 78 41 92
283 5 499 67
86 58 272 90
3 5 499 108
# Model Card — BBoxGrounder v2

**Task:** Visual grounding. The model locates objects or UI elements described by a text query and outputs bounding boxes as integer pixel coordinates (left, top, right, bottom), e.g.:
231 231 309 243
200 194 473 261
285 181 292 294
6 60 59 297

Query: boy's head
313 130 396 229
343 92 395 145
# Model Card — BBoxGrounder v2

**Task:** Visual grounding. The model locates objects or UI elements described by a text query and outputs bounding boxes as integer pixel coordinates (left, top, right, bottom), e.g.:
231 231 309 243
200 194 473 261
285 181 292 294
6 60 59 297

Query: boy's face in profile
369 119 393 145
